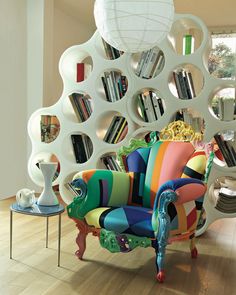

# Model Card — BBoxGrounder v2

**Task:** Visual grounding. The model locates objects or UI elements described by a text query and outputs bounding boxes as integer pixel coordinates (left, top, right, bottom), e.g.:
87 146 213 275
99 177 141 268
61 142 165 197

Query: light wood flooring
1 197 236 295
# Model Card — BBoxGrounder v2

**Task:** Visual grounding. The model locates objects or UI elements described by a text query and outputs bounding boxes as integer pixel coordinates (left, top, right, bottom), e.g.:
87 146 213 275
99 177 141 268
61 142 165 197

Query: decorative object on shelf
37 162 59 206
94 0 175 53
16 188 36 209
159 120 203 142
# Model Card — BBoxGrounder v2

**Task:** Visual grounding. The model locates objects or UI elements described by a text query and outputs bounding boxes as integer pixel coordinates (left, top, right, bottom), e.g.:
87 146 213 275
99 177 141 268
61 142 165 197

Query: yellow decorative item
159 120 203 142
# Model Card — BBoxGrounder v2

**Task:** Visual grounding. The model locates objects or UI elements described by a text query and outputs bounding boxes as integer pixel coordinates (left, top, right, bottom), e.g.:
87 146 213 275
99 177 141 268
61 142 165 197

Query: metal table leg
58 213 62 267
46 216 49 248
10 210 13 259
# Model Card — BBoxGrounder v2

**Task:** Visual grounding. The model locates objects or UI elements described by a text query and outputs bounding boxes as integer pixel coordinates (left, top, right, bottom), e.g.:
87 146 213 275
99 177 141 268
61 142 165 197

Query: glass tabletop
10 202 65 217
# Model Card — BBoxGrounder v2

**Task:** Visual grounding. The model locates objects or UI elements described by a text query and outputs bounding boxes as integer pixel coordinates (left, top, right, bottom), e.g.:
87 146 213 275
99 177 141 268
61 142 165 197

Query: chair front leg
189 234 198 258
156 190 177 283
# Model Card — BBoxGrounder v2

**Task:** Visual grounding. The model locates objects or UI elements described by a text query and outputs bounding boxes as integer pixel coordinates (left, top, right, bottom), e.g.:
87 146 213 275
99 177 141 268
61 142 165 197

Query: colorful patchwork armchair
67 121 214 282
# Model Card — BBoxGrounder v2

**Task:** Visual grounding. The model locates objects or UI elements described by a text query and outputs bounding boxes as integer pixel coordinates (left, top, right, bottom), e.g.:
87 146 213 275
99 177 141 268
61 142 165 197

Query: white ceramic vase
37 162 59 206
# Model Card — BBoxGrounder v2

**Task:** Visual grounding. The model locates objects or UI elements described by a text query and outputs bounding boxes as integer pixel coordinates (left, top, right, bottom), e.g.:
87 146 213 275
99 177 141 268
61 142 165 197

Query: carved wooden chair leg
75 219 89 260
189 234 198 258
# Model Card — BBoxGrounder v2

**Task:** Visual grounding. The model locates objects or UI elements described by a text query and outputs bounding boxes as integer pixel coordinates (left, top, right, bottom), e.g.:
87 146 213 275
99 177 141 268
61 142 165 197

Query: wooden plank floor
1 197 236 295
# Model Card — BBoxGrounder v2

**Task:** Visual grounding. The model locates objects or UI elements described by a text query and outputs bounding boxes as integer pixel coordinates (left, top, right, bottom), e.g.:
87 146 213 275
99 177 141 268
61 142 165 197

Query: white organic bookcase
28 14 236 235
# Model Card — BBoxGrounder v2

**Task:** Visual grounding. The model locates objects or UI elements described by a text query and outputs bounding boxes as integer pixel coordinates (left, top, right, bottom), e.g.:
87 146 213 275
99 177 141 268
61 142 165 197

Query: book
183 34 194 55
71 134 88 163
214 134 235 167
113 118 128 144
103 116 120 142
137 94 148 122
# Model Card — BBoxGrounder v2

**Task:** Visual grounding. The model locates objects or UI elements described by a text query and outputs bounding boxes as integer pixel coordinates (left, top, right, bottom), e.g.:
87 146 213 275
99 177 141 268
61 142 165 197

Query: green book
184 34 193 55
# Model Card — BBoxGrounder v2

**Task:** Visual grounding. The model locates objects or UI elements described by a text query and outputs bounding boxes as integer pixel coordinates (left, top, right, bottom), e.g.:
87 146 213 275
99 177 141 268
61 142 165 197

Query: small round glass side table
10 202 65 266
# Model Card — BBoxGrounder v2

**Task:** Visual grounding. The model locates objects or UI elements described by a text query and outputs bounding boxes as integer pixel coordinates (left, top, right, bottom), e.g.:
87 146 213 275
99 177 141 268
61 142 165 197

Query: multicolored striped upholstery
71 169 131 218
84 200 199 239
143 141 195 208
85 206 154 238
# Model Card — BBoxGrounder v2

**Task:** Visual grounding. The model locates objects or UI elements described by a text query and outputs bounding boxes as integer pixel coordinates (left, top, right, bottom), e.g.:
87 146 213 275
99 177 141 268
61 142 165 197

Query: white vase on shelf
37 162 59 206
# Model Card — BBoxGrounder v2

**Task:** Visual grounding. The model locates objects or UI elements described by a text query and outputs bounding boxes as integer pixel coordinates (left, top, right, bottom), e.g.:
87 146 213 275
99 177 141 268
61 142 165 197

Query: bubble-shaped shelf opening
169 64 204 99
133 89 165 123
208 176 236 214
62 132 93 164
30 113 60 143
61 172 81 204
168 17 204 55
63 92 93 123
210 87 236 121
95 35 124 60
130 47 165 79
212 130 236 168
98 153 122 171
173 108 205 135
70 133 93 164
96 112 128 144
61 49 93 83
97 69 128 102
29 152 60 186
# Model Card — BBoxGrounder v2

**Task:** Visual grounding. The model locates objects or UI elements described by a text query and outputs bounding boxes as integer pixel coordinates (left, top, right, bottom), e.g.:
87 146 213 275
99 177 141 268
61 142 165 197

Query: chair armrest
153 178 206 211
67 169 131 219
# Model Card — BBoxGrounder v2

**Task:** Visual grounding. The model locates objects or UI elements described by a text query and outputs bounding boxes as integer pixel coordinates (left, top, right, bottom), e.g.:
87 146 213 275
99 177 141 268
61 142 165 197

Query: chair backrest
121 140 208 208
143 141 196 208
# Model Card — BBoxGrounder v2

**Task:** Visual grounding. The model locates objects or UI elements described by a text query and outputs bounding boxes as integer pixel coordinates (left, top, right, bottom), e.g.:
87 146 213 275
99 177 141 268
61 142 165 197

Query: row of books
71 134 93 163
214 133 236 167
175 109 203 133
76 63 92 82
69 93 92 122
214 187 236 214
135 47 164 79
104 116 128 144
101 71 128 102
102 38 123 60
217 97 235 121
173 69 196 99
137 91 164 122
101 155 122 171
40 115 60 143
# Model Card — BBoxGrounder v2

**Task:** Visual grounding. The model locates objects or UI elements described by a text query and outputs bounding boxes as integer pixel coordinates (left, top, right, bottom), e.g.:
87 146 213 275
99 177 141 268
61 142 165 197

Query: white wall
43 3 95 106
0 0 28 199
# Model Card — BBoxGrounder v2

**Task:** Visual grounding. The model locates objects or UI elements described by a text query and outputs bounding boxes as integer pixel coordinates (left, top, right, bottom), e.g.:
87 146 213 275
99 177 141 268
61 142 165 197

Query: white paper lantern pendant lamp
94 0 175 53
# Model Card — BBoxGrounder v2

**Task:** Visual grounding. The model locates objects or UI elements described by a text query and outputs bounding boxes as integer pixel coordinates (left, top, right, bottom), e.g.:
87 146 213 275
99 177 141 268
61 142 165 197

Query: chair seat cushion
85 206 155 238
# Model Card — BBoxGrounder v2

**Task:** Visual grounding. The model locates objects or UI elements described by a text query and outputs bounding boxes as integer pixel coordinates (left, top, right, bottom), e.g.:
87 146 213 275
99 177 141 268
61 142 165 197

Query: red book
77 63 85 82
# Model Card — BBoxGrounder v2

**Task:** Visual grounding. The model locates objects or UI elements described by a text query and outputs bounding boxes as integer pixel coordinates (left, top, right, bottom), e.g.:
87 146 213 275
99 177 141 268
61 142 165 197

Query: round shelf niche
210 87 236 121
168 17 204 55
96 111 128 144
29 113 60 144
211 130 236 168
208 176 236 214
97 152 122 171
61 172 81 205
62 132 93 164
130 47 165 79
95 35 124 60
60 49 93 83
169 64 204 100
28 152 60 186
63 92 93 123
132 89 165 124
96 69 128 102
